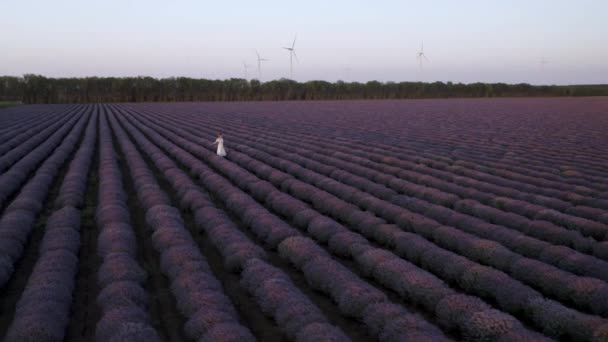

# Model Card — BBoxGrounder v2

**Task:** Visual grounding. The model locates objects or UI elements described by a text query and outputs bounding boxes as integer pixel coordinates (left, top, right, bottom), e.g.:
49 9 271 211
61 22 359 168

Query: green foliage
0 101 21 109
0 75 607 104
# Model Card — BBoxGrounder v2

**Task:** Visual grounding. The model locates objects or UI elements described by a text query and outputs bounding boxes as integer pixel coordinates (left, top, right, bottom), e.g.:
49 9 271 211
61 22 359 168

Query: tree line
1 75 607 104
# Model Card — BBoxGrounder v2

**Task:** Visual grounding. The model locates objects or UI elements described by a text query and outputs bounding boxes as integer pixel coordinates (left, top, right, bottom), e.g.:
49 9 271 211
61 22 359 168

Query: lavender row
223 131 608 264
4 208 81 341
143 109 608 281
241 258 350 342
197 110 608 222
0 105 80 149
120 110 411 339
313 139 606 244
376 140 603 204
209 138 608 338
95 111 161 341
0 106 38 136
121 110 453 341
422 138 608 191
0 104 62 128
133 109 608 339
113 106 267 272
395 130 607 191
324 127 608 214
250 102 608 184
205 109 608 210
315 145 603 247
0 106 77 155
223 112 606 232
204 99 608 180
125 109 545 341
226 100 608 169
441 156 601 202
433 140 606 182
0 111 82 209
0 105 68 143
210 132 608 318
120 116 350 341
0 107 80 173
4 109 98 340
151 107 607 233
299 110 608 190
171 111 608 261
500 153 608 185
144 100 608 194
0 110 89 289
177 103 605 198
200 118 607 246
55 107 99 208
426 199 608 276
237 132 608 275
455 157 608 194
368 150 607 224
330 150 607 236
233 127 604 240
106 110 255 342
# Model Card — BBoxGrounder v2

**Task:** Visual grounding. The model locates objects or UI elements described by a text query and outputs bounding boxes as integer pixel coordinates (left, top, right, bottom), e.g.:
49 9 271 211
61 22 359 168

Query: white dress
214 137 227 157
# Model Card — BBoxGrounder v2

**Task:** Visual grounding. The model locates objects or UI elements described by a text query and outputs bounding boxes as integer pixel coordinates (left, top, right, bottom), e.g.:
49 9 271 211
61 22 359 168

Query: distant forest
1 75 607 104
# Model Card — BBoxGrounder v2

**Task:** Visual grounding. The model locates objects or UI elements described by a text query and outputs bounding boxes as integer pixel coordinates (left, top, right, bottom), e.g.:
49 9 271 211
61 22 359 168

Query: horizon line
2 74 607 87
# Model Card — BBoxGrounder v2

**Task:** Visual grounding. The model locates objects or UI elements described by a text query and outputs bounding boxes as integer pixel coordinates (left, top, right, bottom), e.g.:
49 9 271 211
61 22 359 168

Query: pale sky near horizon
1 0 606 85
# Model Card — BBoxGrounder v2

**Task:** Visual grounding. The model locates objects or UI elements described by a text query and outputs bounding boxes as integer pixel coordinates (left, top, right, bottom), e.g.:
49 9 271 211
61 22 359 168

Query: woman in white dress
212 133 227 157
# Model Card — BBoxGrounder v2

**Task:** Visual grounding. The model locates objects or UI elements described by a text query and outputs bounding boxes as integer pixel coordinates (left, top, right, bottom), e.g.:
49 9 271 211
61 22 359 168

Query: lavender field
1 98 608 341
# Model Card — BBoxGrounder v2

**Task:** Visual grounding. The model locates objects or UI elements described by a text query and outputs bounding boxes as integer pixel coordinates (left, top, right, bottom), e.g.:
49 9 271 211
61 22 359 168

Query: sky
1 0 607 85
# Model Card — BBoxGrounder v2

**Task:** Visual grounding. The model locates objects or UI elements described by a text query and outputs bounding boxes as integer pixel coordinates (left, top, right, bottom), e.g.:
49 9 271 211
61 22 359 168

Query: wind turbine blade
255 50 260 59
292 34 297 49
283 47 291 50
423 54 429 62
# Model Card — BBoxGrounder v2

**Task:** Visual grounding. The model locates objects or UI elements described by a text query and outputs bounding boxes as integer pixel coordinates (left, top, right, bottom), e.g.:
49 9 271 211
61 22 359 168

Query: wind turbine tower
417 41 429 69
283 35 299 79
243 61 252 79
255 50 269 80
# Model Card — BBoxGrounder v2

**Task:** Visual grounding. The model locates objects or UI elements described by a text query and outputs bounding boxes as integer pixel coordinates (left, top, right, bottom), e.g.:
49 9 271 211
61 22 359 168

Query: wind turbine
283 34 299 79
417 41 429 69
255 50 269 80
243 61 252 79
